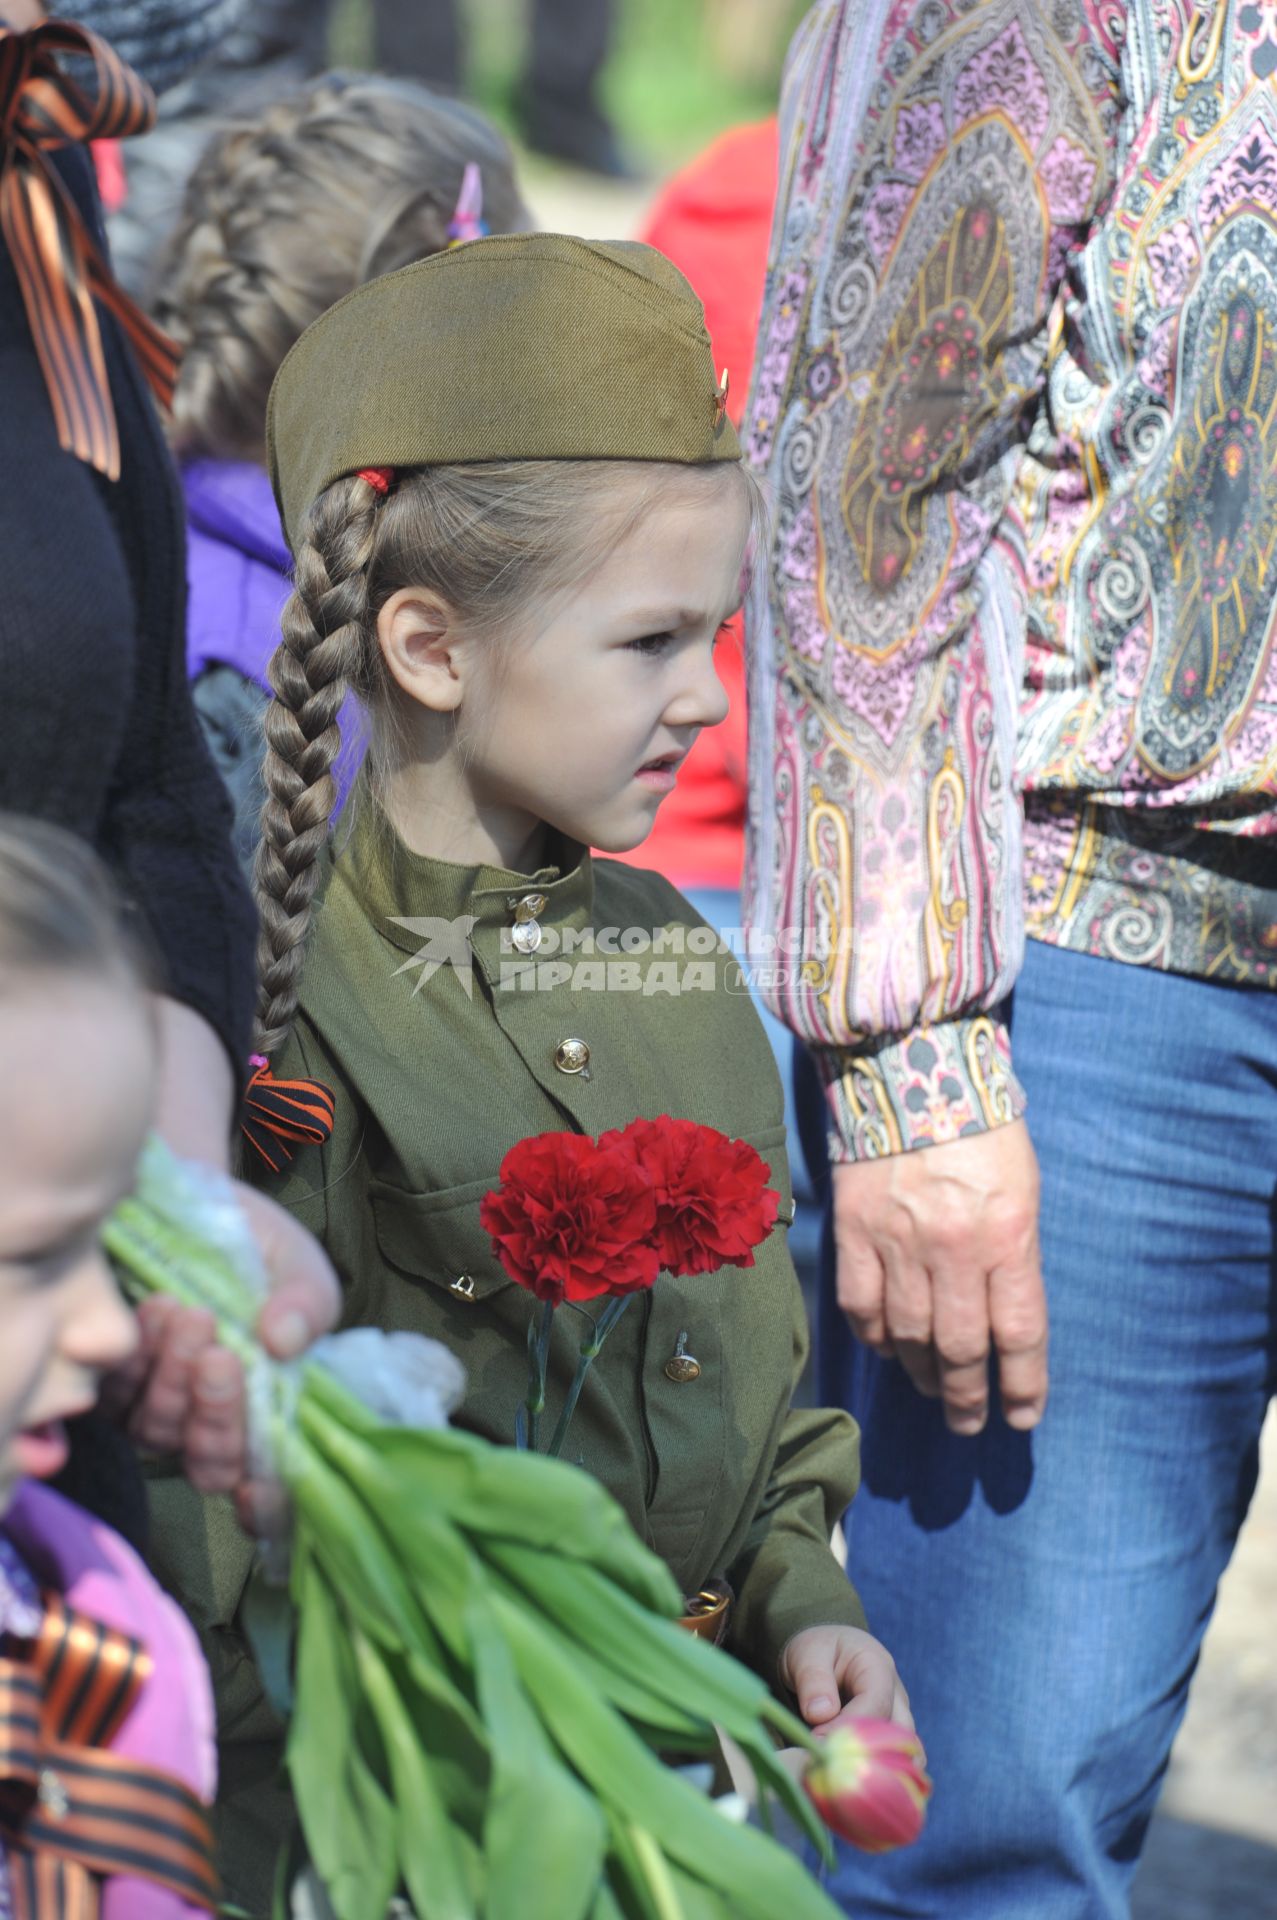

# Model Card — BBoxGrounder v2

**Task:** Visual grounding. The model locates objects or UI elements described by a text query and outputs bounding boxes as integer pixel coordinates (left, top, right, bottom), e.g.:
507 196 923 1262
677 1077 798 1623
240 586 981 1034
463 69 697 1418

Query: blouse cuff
816 1016 1026 1163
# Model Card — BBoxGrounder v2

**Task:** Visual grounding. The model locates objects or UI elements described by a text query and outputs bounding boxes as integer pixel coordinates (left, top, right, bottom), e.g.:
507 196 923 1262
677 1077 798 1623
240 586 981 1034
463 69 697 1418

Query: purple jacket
184 456 290 688
183 456 363 804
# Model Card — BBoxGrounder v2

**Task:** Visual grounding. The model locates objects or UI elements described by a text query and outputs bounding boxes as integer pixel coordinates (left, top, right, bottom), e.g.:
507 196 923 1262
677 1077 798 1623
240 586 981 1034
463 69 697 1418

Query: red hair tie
357 467 394 494
241 1054 336 1172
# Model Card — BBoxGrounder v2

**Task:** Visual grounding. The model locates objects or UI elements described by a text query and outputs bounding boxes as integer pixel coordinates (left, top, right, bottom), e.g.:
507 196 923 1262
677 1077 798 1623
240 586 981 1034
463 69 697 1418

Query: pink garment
3 1479 217 1920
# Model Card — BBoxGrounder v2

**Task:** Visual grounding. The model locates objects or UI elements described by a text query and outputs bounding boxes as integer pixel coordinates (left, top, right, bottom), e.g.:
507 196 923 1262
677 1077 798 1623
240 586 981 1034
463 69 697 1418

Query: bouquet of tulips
105 1137 930 1920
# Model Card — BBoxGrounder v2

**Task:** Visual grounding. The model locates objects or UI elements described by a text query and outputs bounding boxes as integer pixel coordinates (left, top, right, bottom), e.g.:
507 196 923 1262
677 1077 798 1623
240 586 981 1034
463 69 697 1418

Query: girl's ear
376 587 471 713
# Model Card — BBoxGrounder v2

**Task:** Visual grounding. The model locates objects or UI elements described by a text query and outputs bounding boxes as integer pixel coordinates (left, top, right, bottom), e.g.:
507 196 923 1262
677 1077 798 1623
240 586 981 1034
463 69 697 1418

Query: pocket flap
369 1175 514 1304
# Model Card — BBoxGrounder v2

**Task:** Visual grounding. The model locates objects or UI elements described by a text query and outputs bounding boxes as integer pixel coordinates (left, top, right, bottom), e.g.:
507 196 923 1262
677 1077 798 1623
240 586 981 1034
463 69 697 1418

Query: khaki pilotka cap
266 231 740 553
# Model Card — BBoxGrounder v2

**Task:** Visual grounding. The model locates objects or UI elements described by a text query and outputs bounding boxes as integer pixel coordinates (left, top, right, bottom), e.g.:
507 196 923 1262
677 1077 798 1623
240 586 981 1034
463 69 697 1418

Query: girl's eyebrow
622 606 709 631
622 603 739 631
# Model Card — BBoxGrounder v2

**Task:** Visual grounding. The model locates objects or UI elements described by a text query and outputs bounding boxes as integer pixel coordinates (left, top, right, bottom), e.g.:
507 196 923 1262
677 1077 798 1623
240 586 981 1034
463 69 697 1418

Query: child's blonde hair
155 72 527 462
0 819 149 995
253 459 759 1055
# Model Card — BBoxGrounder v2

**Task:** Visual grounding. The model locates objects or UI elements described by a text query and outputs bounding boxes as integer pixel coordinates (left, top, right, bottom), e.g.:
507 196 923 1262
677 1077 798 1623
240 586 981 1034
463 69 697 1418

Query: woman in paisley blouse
747 3 1277 1915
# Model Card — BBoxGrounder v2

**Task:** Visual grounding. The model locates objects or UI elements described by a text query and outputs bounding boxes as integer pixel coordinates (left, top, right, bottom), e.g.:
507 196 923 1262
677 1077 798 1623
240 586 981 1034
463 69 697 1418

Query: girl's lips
13 1419 70 1481
635 753 685 794
635 765 679 793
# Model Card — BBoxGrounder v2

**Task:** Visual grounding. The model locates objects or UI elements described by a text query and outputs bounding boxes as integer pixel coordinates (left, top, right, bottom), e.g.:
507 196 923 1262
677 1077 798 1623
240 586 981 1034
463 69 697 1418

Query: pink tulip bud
803 1719 933 1853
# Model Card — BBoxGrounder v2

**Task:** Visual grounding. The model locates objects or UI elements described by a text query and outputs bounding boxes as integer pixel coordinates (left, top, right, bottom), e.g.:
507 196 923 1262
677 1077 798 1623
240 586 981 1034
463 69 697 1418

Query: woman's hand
104 996 343 1524
780 1624 914 1732
100 1179 340 1530
832 1118 1047 1434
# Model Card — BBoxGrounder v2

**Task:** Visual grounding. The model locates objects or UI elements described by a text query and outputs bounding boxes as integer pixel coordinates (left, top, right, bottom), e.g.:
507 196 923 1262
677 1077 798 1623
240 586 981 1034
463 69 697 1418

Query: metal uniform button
664 1331 702 1383
554 1037 590 1075
510 891 547 956
450 1275 476 1301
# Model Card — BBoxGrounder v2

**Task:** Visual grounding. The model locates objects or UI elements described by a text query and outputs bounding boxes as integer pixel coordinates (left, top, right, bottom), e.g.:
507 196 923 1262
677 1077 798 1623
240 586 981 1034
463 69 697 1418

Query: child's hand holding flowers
781 1621 914 1734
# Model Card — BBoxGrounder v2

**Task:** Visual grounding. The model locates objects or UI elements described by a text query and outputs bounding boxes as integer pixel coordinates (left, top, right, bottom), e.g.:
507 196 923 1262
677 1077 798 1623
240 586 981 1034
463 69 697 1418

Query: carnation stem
546 1293 633 1460
525 1298 556 1451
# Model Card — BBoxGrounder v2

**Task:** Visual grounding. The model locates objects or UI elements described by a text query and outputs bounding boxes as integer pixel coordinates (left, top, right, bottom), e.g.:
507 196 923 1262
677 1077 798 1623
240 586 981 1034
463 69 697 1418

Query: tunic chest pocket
369 1175 514 1306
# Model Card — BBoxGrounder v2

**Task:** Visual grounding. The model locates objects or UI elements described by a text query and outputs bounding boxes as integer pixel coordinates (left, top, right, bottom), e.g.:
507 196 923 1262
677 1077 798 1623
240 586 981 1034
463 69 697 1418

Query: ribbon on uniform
0 18 182 479
241 1053 336 1172
0 1592 219 1917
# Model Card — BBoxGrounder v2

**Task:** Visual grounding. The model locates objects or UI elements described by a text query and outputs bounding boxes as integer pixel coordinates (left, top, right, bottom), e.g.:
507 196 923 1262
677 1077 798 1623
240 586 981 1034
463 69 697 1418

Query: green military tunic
151 793 864 1914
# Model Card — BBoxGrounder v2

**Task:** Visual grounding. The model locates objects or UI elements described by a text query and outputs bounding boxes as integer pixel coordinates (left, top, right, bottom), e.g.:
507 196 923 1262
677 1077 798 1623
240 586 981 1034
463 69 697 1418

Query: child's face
0 979 153 1513
388 470 751 864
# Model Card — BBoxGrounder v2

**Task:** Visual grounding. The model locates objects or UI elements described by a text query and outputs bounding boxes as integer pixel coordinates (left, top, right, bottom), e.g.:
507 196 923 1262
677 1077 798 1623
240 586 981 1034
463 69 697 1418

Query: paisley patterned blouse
746 0 1277 1160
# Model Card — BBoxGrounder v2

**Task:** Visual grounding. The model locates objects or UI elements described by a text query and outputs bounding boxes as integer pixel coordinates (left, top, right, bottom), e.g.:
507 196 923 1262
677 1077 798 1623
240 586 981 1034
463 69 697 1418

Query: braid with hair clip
253 472 384 1057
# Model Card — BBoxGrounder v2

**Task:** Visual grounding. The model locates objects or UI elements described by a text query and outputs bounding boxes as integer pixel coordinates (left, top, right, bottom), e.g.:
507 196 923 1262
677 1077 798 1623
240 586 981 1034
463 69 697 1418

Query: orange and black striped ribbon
0 1593 219 1917
241 1055 337 1172
0 18 182 479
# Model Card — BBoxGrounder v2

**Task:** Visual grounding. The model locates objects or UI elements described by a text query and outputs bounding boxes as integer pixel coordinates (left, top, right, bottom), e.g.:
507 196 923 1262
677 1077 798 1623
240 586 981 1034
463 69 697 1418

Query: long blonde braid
252 474 384 1053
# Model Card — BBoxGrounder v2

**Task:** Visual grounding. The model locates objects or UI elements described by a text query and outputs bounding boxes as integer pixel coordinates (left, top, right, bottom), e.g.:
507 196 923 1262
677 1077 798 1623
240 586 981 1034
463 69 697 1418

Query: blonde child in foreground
154 234 913 1914
0 820 219 1917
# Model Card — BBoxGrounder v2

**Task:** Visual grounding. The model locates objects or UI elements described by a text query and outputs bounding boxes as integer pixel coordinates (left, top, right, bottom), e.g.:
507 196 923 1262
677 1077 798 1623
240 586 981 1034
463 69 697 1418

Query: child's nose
665 649 730 732
64 1252 140 1374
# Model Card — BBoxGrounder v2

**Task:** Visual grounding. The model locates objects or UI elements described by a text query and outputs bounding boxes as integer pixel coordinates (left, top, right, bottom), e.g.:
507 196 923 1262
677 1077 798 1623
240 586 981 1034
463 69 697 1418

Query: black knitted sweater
0 143 256 1076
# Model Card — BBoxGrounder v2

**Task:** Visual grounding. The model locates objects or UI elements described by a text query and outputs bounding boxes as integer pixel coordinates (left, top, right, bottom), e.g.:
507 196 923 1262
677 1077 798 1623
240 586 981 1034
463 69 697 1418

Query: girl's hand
779 1625 914 1733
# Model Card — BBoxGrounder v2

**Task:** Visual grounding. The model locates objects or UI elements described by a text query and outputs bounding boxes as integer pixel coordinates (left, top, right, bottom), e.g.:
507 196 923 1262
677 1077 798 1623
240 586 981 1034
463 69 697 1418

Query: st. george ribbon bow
0 1590 219 1917
241 1053 337 1172
0 17 182 479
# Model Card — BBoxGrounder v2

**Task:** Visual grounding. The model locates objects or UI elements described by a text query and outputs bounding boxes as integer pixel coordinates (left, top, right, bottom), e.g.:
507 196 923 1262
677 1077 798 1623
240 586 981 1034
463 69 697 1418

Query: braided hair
253 473 383 1053
155 71 526 462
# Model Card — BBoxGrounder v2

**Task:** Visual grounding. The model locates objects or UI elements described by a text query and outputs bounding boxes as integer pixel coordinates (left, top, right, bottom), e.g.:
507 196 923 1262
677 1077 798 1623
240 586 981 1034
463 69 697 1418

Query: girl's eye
627 632 675 657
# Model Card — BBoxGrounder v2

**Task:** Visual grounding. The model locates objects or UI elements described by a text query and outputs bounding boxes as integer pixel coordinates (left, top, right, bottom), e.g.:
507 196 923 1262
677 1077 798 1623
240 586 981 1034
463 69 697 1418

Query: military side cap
267 231 739 551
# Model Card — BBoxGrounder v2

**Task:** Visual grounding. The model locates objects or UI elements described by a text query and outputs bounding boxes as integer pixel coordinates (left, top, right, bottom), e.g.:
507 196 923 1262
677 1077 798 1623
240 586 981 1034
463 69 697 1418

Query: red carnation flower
479 1132 659 1306
602 1116 780 1276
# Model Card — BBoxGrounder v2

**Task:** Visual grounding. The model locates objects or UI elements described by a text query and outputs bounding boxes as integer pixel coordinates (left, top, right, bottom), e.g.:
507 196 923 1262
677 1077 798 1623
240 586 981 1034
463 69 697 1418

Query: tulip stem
627 1824 686 1920
524 1298 556 1452
546 1293 632 1459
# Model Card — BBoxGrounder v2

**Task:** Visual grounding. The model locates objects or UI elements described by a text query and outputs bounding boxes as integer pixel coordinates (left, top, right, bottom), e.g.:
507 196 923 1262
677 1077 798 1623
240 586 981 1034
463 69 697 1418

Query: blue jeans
814 939 1277 1918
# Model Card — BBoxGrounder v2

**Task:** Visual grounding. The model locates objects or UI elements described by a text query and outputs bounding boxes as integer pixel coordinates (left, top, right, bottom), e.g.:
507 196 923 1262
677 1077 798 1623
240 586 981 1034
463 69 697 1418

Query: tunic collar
331 782 595 965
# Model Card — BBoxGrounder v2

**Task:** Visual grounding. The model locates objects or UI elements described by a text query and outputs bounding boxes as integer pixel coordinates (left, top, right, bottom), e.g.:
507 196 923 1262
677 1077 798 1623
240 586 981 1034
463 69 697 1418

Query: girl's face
381 470 752 868
0 979 152 1513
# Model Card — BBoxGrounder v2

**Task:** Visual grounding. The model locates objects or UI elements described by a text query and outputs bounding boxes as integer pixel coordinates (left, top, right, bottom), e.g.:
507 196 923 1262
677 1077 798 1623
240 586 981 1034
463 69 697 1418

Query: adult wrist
816 1015 1026 1163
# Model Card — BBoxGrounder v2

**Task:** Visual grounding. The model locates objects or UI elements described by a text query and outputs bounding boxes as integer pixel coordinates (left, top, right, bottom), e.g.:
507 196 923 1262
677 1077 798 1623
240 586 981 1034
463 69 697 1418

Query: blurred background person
108 0 625 296
152 70 528 866
365 0 628 175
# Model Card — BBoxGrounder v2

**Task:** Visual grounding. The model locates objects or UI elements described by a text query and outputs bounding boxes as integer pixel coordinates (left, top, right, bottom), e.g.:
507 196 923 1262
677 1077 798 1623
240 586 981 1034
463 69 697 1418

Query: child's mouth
14 1419 70 1480
635 754 683 792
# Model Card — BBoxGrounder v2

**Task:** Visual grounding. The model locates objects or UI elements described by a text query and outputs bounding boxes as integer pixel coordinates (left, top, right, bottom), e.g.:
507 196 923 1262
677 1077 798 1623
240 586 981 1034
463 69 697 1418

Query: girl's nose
65 1251 141 1374
665 645 731 731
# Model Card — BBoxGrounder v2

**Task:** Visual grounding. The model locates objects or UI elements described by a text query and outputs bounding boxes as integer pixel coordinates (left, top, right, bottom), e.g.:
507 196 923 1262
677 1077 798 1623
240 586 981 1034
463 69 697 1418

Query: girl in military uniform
155 233 908 1913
